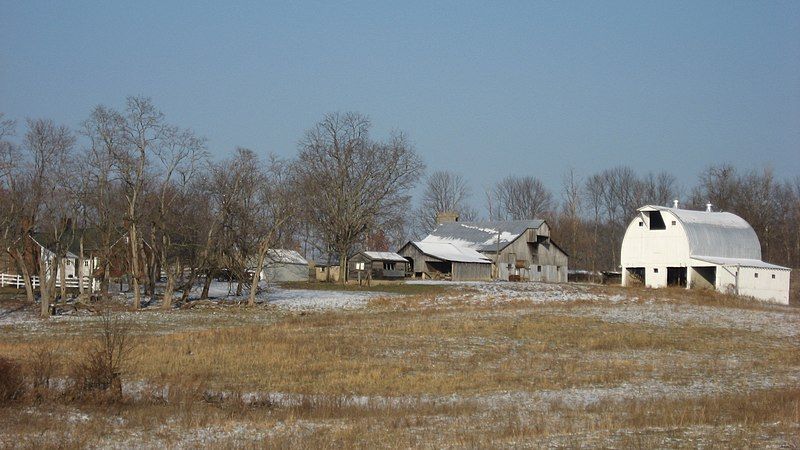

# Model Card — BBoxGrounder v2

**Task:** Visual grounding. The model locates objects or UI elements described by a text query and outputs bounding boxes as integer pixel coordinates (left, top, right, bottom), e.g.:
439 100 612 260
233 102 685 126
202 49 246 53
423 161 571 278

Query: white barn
620 204 791 304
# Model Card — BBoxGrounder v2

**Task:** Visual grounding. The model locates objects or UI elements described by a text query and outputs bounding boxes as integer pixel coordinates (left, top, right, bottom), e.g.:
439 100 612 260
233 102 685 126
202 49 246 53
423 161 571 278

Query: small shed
258 249 309 282
314 262 341 282
397 241 492 281
348 251 410 281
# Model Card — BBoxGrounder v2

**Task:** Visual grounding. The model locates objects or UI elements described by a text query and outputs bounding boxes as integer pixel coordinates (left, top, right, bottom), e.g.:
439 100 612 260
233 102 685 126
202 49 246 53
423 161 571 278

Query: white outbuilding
620 203 791 304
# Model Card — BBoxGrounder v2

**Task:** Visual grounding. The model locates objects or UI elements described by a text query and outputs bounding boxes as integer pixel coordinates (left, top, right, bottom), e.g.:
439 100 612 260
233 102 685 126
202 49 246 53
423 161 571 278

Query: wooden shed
348 251 410 281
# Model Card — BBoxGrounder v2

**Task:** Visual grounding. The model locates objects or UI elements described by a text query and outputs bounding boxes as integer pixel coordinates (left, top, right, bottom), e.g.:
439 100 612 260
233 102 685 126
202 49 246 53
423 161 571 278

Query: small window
671 221 676 226
383 262 395 271
537 266 542 272
638 221 643 227
771 274 775 279
84 260 90 267
65 260 71 266
754 273 758 278
653 268 659 273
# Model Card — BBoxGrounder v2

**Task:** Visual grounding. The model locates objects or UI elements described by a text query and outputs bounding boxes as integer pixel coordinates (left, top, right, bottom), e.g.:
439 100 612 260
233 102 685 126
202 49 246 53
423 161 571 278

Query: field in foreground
0 281 798 448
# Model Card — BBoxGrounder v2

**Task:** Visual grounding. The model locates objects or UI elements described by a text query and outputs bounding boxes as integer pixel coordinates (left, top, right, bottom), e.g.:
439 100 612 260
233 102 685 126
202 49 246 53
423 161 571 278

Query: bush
0 356 25 403
29 346 60 393
71 312 136 400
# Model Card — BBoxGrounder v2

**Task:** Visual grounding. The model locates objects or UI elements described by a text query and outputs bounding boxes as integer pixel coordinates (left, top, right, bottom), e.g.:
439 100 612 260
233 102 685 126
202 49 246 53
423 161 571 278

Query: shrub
29 345 60 392
0 356 25 403
71 311 136 400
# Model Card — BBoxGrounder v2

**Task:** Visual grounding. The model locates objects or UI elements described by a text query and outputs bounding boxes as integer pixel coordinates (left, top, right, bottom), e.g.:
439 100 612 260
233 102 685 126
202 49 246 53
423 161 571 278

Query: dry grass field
0 281 798 448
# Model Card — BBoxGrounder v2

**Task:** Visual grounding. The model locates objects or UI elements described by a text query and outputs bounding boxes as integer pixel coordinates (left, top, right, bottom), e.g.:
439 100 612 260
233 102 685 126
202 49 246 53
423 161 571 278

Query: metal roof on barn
265 249 308 265
640 205 762 260
421 220 544 252
361 251 409 262
407 241 492 264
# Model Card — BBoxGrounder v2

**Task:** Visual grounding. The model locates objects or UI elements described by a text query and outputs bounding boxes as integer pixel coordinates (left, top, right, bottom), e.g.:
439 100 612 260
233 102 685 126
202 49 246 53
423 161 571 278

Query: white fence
0 273 98 291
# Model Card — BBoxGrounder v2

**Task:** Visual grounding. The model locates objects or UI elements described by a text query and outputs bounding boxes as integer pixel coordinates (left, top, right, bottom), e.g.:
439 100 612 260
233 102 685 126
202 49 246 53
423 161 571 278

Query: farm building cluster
0 205 792 305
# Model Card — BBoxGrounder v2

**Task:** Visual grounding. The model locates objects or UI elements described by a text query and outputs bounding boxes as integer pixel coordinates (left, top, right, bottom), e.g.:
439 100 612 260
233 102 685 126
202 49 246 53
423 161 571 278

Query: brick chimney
435 211 459 224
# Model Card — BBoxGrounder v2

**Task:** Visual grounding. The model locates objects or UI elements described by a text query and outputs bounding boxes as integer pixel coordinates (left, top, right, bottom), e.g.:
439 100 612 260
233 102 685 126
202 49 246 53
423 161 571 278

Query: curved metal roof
641 205 761 260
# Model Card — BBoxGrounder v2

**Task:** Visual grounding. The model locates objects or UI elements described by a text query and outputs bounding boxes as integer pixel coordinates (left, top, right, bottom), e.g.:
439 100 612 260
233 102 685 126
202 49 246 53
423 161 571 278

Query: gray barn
259 249 309 282
416 218 569 282
397 241 492 281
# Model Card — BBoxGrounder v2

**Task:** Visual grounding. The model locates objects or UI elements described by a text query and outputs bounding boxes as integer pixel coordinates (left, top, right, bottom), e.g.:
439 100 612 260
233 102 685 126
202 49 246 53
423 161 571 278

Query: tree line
2 97 798 316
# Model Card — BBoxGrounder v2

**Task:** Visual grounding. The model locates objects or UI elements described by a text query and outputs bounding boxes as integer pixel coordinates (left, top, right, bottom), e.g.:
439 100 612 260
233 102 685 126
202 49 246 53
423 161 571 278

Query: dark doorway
426 261 452 276
667 267 687 287
691 266 716 289
626 267 645 286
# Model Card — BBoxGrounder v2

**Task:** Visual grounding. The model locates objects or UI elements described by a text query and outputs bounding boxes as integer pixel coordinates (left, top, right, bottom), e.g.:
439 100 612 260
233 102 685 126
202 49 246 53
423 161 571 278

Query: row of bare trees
3 97 796 315
416 165 800 271
1 103 423 315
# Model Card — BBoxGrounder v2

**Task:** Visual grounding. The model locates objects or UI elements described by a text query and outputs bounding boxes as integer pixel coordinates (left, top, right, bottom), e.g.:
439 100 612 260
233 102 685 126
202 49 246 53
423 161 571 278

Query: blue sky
2 1 799 205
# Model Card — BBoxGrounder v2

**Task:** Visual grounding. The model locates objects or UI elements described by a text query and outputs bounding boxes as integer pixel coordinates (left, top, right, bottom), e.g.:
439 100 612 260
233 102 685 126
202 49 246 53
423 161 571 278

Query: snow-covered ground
1 279 799 448
187 281 383 311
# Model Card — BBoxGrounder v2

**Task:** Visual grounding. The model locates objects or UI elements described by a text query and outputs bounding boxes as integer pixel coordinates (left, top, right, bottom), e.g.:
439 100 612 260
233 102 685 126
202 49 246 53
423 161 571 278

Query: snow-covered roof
265 249 308 265
640 205 761 260
690 256 790 271
421 220 544 252
410 241 492 264
361 251 408 262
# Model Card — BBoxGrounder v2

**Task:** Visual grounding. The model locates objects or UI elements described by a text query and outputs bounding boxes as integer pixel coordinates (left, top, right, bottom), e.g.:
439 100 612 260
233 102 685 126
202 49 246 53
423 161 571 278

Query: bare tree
246 155 297 306
152 127 206 309
416 170 476 233
489 175 553 220
81 106 129 300
296 112 424 282
20 119 76 316
109 97 168 310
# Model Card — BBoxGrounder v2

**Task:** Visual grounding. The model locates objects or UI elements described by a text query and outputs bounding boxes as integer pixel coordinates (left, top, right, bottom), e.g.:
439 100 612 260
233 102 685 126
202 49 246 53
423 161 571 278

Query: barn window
754 273 758 278
383 262 395 271
84 260 90 267
653 268 659 273
638 221 643 227
671 221 676 226
771 274 775 279
537 266 542 272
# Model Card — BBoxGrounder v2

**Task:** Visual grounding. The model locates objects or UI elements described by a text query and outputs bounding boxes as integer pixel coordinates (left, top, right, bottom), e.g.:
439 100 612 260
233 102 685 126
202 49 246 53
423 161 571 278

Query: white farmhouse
620 203 791 304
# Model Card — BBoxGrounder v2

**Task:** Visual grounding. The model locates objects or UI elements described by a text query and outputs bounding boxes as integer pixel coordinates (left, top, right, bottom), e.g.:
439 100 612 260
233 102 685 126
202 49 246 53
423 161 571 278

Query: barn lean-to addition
397 241 493 281
620 203 791 304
